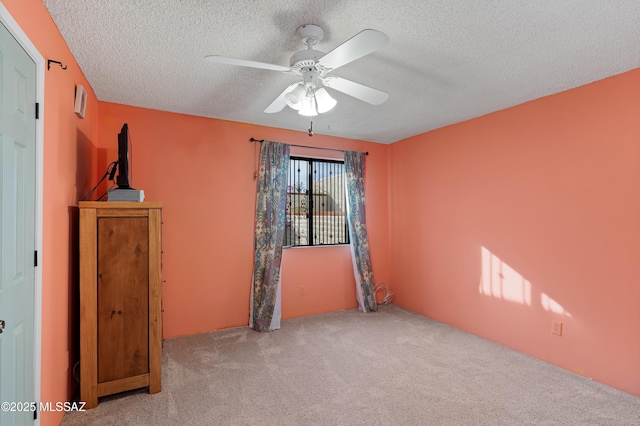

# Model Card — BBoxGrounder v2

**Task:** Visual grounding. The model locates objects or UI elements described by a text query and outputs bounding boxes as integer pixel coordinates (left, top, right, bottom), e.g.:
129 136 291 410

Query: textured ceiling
43 0 640 144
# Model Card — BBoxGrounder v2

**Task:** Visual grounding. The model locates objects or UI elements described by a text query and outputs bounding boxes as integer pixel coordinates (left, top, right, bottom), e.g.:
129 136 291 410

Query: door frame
0 3 45 424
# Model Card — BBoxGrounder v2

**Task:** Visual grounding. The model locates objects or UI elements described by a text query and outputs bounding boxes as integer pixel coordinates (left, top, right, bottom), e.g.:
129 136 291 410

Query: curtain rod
249 138 368 156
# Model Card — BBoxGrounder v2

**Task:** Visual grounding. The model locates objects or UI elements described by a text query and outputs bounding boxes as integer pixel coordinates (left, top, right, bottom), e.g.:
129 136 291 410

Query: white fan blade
318 29 389 71
323 76 388 105
204 55 291 72
264 83 299 113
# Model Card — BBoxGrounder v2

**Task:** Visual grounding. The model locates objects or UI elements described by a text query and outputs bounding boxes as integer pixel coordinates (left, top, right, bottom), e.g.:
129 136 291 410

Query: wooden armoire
78 201 162 408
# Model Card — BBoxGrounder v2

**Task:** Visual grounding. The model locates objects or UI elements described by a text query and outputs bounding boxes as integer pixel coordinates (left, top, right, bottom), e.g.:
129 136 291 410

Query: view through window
286 157 350 247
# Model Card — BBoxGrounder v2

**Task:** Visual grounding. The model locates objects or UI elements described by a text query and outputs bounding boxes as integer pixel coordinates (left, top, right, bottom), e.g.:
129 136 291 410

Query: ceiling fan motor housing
290 24 328 74
290 49 324 71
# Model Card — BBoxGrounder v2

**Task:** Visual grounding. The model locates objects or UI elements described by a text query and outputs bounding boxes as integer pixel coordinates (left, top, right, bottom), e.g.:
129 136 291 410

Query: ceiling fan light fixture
298 93 318 116
285 84 306 110
314 88 337 113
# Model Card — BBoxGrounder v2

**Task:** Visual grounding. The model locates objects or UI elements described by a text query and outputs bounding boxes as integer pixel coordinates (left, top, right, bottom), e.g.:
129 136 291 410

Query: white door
0 18 37 426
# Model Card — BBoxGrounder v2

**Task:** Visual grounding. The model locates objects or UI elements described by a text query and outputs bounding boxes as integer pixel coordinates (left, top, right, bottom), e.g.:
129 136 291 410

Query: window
285 157 350 247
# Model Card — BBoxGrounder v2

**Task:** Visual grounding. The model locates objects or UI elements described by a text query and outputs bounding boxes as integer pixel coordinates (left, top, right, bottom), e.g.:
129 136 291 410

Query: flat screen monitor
116 123 131 189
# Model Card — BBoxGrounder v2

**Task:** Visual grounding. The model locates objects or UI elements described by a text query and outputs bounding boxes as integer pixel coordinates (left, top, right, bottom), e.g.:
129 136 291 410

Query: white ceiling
43 0 640 144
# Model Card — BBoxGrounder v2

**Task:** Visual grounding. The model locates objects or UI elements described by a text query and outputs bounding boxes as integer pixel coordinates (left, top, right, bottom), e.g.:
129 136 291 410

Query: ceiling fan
205 24 389 116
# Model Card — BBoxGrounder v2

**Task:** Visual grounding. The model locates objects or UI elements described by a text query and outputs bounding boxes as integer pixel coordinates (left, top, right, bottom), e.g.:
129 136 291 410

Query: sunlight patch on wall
479 247 532 306
541 292 572 317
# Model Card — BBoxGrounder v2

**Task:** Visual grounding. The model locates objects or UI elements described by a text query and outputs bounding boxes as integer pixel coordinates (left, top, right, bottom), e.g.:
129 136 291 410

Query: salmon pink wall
388 68 640 396
97 102 390 338
281 246 357 319
2 1 101 424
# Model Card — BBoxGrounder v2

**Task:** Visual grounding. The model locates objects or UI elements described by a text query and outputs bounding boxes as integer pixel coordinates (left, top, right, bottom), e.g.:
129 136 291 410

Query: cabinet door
97 216 149 382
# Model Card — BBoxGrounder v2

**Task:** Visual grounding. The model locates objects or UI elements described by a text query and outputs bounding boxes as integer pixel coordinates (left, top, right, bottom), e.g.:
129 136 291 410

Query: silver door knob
0 320 4 334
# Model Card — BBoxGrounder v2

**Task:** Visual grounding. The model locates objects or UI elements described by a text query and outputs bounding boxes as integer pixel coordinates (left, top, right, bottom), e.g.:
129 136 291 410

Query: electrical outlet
551 320 563 336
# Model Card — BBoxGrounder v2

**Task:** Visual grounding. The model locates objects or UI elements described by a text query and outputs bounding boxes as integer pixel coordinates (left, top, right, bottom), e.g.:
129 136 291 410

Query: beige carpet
62 305 640 425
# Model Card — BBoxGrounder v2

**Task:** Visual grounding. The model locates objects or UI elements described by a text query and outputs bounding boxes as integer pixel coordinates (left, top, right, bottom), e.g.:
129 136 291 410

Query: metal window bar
286 158 308 246
315 161 319 244
307 158 313 246
288 157 349 247
341 162 348 243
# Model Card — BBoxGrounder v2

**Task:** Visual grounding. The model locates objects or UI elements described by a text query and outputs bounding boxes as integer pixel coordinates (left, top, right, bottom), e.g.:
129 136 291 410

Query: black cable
96 183 116 201
82 162 117 201
108 162 118 180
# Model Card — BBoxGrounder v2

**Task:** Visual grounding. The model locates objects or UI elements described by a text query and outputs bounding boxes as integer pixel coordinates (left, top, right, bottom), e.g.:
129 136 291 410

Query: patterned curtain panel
344 151 377 313
249 141 290 332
